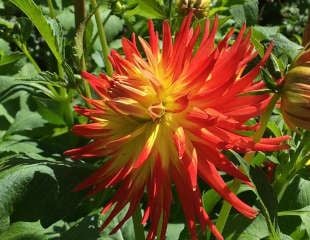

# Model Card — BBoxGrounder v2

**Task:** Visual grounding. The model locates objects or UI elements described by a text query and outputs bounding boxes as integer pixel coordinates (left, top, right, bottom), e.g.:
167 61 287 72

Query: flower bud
281 47 310 130
177 0 211 18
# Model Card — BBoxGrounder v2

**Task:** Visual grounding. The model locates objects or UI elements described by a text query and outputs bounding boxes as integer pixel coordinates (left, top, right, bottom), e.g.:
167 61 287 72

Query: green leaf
0 52 24 66
125 0 165 19
252 26 301 62
223 214 269 240
230 0 258 26
104 15 124 43
249 167 280 237
9 0 63 63
0 71 62 103
272 33 302 60
5 110 46 136
56 6 75 31
278 176 310 237
253 26 280 40
0 138 43 155
222 0 249 6
202 188 221 213
0 39 11 55
0 157 94 232
0 221 47 240
202 180 253 214
280 233 294 240
267 121 282 137
250 167 278 221
60 207 136 240
300 214 310 238
0 162 56 233
166 224 184 240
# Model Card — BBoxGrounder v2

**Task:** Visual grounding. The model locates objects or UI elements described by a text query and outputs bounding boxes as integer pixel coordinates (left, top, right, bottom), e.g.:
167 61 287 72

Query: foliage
0 0 309 239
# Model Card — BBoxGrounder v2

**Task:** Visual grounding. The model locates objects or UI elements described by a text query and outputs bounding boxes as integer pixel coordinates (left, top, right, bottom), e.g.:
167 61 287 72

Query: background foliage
0 0 310 239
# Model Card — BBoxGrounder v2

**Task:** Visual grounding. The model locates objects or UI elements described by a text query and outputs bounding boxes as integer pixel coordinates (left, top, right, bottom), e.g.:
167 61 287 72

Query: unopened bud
281 46 310 130
177 0 211 18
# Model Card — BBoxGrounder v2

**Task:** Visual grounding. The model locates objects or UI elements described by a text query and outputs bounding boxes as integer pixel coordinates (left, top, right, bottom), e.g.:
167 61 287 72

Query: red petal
199 160 257 218
173 126 186 159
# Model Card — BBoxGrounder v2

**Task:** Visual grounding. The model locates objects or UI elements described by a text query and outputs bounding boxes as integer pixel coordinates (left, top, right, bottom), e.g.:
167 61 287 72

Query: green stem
47 0 56 18
132 207 145 240
81 56 92 98
20 44 41 72
15 40 60 98
58 62 73 125
73 0 91 98
90 0 113 76
215 180 240 234
215 93 280 234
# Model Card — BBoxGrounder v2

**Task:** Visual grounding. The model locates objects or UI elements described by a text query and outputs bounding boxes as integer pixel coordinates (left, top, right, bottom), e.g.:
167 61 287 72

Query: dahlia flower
65 13 289 240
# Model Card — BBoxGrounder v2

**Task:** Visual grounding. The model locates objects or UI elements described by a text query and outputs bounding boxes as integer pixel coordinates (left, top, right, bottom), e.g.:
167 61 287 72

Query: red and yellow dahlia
65 14 289 240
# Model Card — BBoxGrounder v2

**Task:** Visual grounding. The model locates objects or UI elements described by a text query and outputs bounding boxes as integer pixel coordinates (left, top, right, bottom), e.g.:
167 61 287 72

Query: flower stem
73 0 86 28
90 0 113 76
73 0 91 98
132 207 145 240
215 93 280 234
20 44 41 72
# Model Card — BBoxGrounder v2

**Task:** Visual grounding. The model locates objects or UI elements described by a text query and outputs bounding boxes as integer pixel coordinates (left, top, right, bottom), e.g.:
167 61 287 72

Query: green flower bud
177 0 211 18
281 47 310 130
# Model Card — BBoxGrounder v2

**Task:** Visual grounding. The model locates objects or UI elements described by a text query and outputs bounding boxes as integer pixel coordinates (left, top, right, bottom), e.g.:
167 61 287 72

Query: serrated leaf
74 6 98 70
0 163 56 233
230 0 258 26
56 6 75 30
0 52 24 66
0 221 47 240
223 214 269 240
5 110 46 136
0 138 42 154
300 214 310 238
278 176 310 237
0 157 95 231
125 0 165 19
272 33 302 60
253 26 280 40
104 15 124 42
249 167 280 238
9 0 63 63
60 207 136 240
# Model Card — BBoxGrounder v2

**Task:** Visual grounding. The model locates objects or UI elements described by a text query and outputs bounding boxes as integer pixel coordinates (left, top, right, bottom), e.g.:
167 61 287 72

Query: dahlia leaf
0 221 47 240
222 214 269 240
4 110 46 137
230 0 259 27
278 175 310 237
9 0 63 63
249 167 280 237
272 33 302 60
0 52 24 67
0 157 94 231
125 0 165 19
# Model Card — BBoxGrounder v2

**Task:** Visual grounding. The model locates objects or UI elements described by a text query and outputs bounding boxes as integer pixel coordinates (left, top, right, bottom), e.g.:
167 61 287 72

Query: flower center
148 102 166 120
